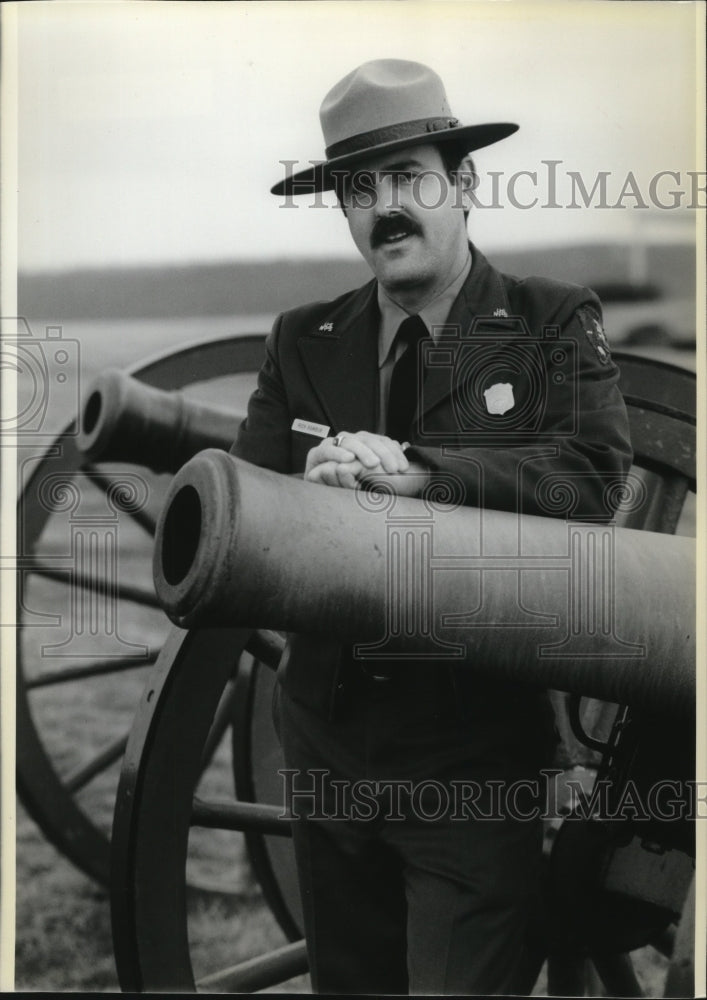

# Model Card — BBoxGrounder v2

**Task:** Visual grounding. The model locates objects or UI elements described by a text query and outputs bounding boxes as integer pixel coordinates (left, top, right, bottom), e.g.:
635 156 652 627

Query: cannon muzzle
153 450 695 716
77 370 243 473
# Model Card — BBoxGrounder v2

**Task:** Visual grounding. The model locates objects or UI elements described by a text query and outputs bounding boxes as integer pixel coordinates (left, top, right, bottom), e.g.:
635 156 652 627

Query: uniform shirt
376 251 472 435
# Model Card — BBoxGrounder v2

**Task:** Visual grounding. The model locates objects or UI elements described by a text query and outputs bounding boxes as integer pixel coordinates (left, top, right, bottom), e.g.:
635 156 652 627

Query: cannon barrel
77 369 243 473
153 449 695 717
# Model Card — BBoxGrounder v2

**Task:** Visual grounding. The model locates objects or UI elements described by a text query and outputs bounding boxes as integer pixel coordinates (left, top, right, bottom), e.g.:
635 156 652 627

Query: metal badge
484 382 515 415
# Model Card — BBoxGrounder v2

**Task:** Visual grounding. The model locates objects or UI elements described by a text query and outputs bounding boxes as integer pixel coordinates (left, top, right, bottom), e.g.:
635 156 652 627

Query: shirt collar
377 249 472 368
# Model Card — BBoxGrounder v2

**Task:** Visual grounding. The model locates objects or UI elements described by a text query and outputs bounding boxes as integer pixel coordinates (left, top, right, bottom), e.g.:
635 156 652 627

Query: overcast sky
11 0 702 270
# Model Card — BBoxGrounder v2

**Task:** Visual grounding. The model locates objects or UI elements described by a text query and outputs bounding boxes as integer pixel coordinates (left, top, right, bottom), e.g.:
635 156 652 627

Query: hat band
325 116 460 161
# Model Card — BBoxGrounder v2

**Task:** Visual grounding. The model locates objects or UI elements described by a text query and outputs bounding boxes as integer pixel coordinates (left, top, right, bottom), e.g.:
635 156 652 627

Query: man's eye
381 170 415 184
348 171 375 195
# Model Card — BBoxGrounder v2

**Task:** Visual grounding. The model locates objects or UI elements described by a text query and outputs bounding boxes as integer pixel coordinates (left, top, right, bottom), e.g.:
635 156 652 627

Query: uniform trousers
275 661 549 995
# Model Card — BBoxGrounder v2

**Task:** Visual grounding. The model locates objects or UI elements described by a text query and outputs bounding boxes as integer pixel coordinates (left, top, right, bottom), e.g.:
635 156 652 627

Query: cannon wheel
17 332 267 886
111 626 307 992
111 352 696 994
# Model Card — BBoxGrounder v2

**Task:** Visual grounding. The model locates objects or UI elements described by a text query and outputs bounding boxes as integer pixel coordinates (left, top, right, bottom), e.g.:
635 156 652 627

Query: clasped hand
304 431 412 491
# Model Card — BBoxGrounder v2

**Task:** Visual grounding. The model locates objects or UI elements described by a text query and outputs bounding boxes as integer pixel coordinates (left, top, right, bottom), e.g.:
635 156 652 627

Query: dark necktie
385 314 428 442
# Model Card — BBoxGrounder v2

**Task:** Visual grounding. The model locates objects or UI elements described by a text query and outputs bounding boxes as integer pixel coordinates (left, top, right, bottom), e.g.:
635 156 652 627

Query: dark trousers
275 665 549 995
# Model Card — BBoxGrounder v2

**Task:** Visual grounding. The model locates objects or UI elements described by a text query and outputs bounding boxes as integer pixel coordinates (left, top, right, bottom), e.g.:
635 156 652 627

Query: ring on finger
333 433 346 448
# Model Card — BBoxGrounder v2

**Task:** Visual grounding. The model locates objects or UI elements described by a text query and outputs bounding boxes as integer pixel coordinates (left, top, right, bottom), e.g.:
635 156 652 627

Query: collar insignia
577 305 611 364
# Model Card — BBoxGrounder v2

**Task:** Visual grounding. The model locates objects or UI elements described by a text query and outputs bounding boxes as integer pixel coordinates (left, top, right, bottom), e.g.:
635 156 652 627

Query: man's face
340 144 470 302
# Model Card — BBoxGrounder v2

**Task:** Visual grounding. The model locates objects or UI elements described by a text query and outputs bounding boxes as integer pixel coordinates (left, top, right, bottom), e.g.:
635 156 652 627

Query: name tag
292 418 330 438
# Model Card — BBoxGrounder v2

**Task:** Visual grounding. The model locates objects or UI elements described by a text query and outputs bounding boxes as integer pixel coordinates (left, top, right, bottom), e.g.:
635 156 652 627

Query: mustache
370 214 422 249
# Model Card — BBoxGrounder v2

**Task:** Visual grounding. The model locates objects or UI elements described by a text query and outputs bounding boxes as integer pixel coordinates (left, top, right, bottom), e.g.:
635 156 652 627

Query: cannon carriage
17 337 697 995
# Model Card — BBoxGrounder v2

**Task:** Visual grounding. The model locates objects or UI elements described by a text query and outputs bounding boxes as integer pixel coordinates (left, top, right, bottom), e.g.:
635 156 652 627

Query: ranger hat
271 58 517 196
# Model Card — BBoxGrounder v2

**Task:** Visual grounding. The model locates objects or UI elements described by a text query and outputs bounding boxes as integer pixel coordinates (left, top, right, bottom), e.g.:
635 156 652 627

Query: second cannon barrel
77 369 244 474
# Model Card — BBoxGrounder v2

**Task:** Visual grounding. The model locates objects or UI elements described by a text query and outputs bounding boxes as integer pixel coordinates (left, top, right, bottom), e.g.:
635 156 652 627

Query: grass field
13 313 693 993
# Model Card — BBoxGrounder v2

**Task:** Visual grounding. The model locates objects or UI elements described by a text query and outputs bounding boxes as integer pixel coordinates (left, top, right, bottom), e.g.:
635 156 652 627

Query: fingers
334 461 365 490
305 459 365 489
305 431 409 489
359 461 428 497
304 438 357 478
333 431 409 474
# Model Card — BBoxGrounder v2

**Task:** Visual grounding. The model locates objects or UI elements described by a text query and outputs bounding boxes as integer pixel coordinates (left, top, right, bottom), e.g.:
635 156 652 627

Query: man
234 59 632 995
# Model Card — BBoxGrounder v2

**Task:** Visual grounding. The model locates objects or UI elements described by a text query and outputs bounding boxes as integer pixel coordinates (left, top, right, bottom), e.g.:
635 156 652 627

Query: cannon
110 352 698 995
153 450 694 715
76 368 244 472
17 332 266 885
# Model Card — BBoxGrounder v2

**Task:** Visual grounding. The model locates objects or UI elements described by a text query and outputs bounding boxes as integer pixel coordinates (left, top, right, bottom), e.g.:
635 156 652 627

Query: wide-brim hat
271 59 518 196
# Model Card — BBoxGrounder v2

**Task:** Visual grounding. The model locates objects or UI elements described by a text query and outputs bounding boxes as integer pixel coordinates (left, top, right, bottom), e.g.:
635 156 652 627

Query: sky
8 0 703 270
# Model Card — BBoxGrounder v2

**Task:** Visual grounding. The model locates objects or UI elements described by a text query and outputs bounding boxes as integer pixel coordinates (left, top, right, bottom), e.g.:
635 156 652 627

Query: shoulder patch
577 304 611 364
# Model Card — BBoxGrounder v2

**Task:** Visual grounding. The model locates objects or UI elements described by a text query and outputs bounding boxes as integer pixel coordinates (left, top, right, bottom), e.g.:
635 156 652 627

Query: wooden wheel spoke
199 679 239 771
28 561 161 608
195 940 308 993
83 464 158 536
244 629 285 671
65 732 130 793
190 796 290 837
26 652 159 690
